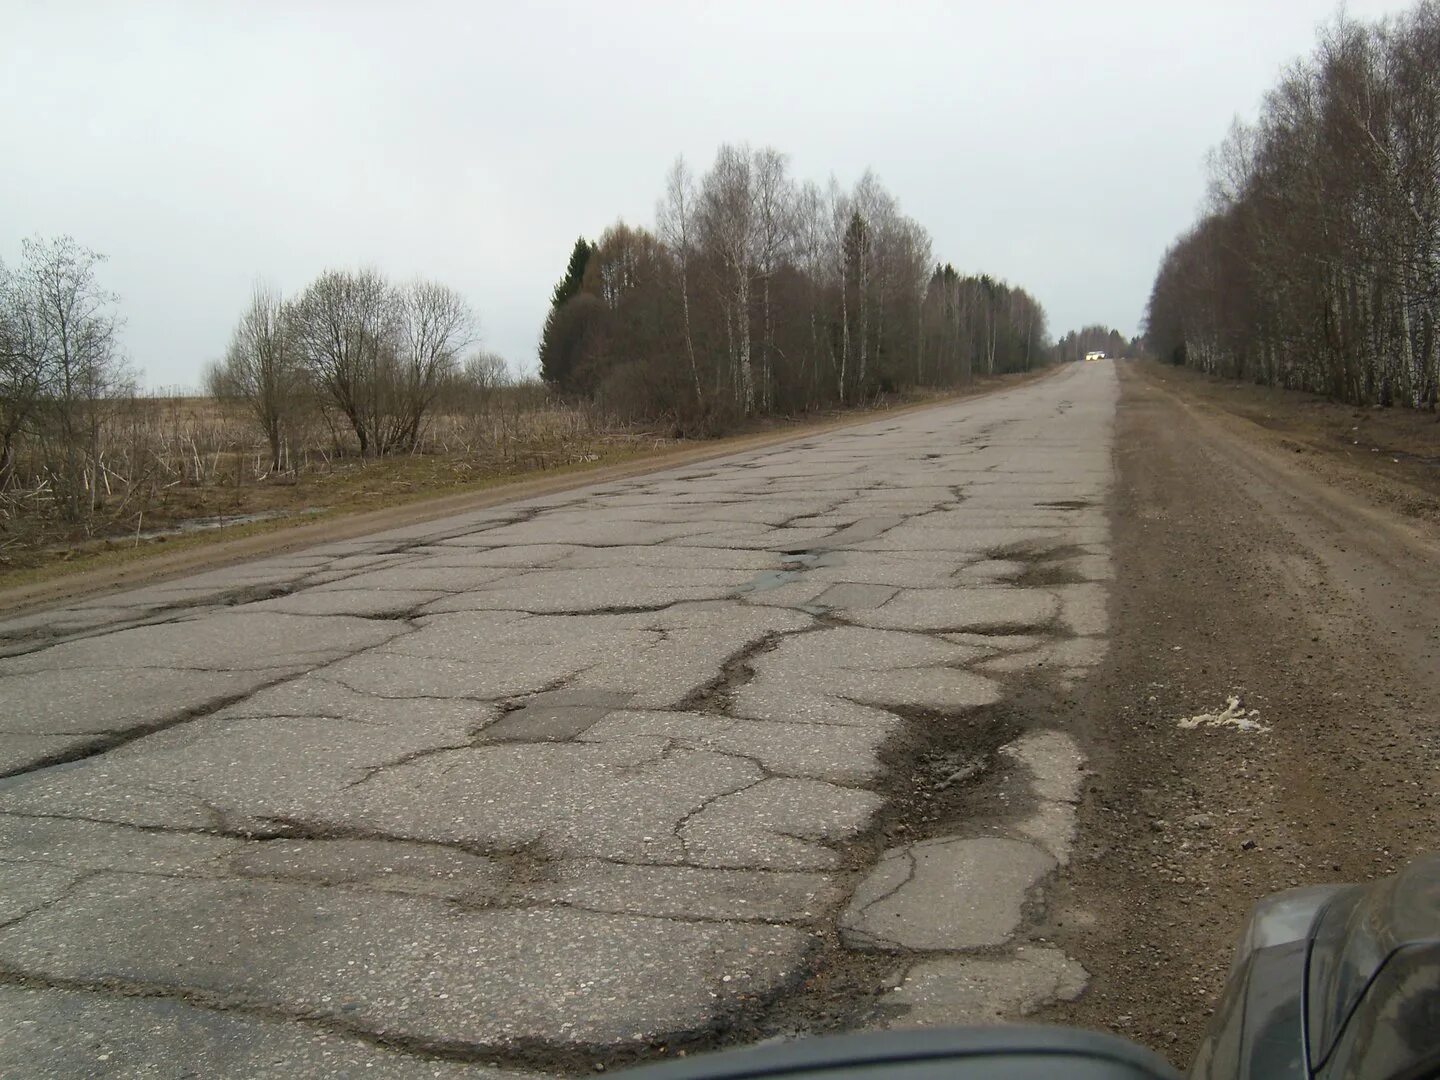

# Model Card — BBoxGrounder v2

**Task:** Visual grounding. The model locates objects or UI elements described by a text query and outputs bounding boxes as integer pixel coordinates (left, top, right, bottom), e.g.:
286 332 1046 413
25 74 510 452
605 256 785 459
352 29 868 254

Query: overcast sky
1 0 1411 390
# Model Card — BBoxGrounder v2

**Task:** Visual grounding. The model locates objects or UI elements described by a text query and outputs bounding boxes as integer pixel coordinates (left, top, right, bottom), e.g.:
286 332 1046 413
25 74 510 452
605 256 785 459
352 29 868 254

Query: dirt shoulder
1032 360 1440 1064
0 370 1052 616
1143 362 1440 530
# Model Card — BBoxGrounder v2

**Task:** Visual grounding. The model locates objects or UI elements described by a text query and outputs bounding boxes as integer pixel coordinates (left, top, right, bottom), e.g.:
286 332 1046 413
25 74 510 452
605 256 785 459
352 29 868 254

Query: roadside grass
0 436 663 591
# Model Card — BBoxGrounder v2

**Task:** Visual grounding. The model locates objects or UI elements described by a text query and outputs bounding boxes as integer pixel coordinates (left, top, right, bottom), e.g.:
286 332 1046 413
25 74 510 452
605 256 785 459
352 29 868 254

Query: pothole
1011 564 1088 588
674 634 783 714
985 542 1091 589
680 681 1081 1050
739 552 831 594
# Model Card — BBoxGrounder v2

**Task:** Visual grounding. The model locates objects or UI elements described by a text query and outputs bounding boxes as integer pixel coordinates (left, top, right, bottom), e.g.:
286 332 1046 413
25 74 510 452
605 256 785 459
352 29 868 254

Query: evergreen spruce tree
538 237 595 386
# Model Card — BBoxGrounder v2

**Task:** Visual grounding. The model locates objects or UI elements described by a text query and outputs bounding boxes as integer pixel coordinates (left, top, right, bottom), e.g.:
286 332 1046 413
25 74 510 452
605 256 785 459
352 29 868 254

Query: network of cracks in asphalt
0 373 1114 1077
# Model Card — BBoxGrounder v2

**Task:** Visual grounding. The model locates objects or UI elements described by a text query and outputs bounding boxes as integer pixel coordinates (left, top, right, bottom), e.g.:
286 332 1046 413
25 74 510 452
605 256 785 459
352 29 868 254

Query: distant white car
1084 351 1106 362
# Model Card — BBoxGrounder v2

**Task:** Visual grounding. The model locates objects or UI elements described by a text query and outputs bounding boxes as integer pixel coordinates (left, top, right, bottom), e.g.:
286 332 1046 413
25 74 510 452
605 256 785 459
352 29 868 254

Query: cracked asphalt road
0 363 1115 1078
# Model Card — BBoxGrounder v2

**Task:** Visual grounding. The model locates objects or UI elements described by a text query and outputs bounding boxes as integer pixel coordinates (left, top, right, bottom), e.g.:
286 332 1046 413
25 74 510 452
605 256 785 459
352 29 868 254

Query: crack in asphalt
0 682 295 784
674 630 795 714
0 869 104 932
340 738 478 791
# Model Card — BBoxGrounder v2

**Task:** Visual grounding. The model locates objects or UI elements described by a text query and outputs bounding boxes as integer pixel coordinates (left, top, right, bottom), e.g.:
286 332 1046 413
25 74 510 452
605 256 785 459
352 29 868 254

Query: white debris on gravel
1176 696 1269 733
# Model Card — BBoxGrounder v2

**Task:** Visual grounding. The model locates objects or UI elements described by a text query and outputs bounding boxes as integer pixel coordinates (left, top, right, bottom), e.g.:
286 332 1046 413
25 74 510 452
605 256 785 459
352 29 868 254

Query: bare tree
0 257 46 490
753 147 794 411
791 180 828 405
288 268 397 456
850 170 886 387
828 178 853 401
210 282 299 472
288 270 474 456
395 279 474 449
1149 4 1440 410
8 237 129 519
698 144 757 413
529 142 1051 424
463 350 510 392
658 156 704 410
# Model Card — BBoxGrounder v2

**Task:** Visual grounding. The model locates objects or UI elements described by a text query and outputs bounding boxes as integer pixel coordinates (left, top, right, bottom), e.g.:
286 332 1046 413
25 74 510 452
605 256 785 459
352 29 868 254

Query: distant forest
1053 326 1143 363
1147 1 1440 409
537 144 1051 429
0 146 1065 540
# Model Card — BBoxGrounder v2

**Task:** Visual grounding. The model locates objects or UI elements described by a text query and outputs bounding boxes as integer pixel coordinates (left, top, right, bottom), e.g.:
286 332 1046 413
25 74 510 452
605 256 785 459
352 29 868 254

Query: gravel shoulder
1033 360 1440 1063
1141 362 1440 531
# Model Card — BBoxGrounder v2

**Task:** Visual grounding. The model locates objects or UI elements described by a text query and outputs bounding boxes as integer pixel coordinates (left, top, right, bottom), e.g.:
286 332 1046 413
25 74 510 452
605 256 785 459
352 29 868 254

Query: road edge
1 367 1062 616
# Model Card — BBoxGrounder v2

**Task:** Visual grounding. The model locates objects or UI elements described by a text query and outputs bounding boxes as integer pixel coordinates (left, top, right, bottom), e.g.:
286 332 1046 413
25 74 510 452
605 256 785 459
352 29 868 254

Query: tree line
538 144 1050 427
1051 325 1142 363
2 145 1056 528
1146 1 1440 408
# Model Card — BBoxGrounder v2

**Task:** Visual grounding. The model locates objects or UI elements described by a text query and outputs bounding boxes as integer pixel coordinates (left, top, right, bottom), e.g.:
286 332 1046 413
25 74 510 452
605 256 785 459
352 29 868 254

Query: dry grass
0 389 670 578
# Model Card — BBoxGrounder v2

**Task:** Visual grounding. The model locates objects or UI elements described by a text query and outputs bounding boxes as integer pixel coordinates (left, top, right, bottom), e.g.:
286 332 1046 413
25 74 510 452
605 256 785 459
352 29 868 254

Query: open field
0 391 630 577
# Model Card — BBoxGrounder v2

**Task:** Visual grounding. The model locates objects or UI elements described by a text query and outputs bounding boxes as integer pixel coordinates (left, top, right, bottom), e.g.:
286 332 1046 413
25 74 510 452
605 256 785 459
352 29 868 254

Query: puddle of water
742 569 802 592
133 507 326 542
740 552 822 593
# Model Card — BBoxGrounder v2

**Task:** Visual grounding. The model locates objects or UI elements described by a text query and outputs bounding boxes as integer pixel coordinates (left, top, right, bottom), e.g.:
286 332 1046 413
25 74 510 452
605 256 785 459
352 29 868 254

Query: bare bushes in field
0 245 632 557
0 379 629 554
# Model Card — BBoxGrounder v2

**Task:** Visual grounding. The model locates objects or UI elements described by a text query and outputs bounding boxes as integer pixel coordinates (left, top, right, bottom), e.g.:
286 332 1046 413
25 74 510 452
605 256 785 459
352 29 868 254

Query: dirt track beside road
1035 360 1440 1062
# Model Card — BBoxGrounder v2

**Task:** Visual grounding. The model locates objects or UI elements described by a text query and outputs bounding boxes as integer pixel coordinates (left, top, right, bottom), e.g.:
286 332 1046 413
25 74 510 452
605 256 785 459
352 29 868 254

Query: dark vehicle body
1192 854 1440 1080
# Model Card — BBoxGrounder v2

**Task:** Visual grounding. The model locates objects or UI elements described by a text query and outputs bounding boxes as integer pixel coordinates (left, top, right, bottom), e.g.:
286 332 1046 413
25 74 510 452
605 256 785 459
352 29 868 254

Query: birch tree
658 156 704 409
527 142 1051 422
753 147 794 411
1148 3 1440 409
698 144 757 413
7 237 129 520
210 283 300 472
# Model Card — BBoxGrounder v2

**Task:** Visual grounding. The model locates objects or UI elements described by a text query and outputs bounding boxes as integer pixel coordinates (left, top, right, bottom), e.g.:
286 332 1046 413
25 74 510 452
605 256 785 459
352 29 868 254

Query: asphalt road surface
0 366 1115 1077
